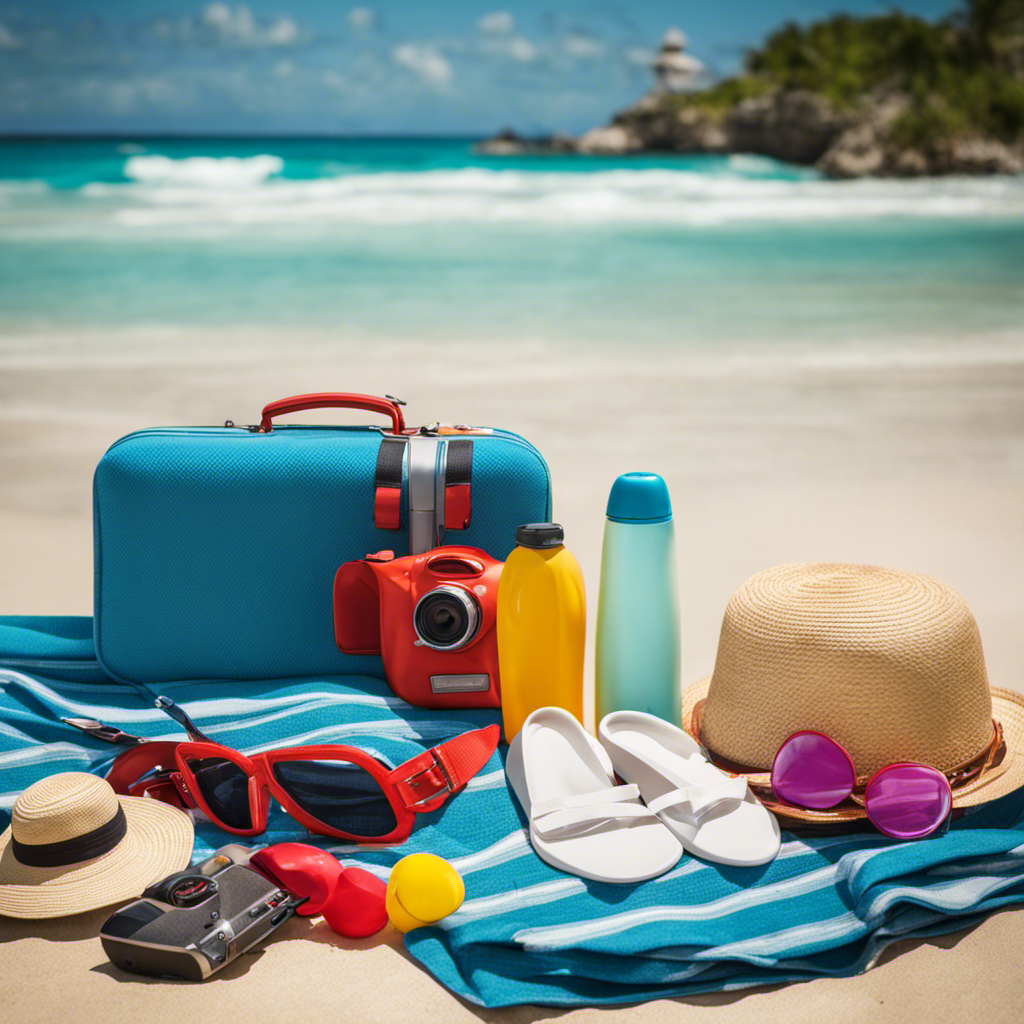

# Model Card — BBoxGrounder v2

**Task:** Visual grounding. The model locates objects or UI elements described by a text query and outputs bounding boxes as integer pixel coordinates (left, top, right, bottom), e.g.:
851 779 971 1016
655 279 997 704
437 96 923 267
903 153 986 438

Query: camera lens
413 585 481 650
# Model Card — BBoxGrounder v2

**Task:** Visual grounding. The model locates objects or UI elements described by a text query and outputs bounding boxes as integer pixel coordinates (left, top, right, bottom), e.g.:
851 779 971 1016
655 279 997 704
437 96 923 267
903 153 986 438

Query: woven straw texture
0 772 194 919
681 563 1024 814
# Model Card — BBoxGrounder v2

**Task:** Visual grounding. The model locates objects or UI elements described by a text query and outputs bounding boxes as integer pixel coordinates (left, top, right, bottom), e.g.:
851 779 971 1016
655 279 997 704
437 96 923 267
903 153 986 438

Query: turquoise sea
1 136 1023 351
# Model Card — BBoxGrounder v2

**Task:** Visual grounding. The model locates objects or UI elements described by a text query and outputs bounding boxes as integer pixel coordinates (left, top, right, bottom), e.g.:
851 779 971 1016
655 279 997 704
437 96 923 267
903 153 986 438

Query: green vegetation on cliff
675 0 1024 147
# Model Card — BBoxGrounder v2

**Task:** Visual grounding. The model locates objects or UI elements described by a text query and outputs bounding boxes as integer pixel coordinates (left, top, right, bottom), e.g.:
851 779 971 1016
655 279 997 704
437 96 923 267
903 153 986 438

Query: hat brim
680 677 1024 824
0 794 194 919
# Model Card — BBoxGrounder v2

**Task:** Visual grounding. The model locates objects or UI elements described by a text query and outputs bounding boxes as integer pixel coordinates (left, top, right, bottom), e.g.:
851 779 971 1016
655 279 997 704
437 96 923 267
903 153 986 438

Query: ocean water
1 136 1023 352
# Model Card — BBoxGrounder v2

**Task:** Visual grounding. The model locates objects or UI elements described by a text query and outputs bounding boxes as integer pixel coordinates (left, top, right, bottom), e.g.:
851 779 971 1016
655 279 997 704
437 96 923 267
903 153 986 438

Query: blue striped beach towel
2 615 1024 1008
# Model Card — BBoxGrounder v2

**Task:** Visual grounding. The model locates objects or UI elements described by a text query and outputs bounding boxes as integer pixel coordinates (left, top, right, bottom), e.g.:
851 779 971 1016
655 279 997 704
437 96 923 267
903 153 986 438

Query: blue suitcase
93 392 551 685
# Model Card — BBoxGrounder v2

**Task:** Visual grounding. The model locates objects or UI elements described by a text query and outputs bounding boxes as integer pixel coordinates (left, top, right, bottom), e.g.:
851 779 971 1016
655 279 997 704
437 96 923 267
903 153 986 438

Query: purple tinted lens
865 763 951 839
772 731 856 810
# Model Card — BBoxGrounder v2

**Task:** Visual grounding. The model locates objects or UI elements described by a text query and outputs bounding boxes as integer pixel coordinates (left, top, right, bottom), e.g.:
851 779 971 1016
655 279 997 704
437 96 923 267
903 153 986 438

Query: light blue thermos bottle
595 472 681 724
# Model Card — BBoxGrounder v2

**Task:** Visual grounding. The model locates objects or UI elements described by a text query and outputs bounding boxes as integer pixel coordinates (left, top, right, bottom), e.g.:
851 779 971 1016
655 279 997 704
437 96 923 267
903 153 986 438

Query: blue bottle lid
606 472 673 524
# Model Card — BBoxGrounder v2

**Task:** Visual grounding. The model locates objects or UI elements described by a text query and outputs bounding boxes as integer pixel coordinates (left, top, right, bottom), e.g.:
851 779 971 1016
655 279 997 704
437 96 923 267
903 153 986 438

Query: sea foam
123 154 284 187
109 165 1024 229
4 156 1024 236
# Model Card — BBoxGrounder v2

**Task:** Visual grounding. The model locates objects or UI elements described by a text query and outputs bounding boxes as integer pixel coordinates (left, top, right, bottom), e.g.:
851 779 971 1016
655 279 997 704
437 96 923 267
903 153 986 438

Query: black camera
100 845 304 980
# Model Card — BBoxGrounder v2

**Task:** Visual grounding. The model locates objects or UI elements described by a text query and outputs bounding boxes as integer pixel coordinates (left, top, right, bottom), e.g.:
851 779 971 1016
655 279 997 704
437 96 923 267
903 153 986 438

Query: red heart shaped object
249 843 343 917
321 866 388 938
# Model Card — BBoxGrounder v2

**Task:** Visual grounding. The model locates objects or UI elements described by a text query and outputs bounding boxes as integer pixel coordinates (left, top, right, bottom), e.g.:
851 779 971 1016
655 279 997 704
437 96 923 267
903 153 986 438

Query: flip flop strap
532 784 655 838
646 776 748 823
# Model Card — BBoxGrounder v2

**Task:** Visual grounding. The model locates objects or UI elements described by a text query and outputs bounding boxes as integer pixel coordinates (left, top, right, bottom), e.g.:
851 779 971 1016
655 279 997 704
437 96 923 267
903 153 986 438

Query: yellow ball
385 853 465 933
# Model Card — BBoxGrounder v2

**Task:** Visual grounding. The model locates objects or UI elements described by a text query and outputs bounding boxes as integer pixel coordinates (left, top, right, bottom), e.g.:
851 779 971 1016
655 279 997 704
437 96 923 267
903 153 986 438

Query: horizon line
0 131 501 141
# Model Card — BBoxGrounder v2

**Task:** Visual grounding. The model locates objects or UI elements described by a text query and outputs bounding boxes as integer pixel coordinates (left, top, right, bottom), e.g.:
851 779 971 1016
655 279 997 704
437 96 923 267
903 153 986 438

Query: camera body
334 546 502 709
99 845 304 981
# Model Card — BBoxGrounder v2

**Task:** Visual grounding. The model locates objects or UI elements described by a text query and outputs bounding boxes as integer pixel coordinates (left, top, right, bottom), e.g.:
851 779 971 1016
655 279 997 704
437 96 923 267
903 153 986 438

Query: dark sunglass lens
865 763 952 839
185 756 252 830
271 759 398 838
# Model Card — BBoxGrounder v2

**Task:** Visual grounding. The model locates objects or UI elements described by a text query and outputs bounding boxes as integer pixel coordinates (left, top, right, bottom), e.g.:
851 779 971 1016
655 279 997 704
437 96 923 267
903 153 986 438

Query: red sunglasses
93 699 498 844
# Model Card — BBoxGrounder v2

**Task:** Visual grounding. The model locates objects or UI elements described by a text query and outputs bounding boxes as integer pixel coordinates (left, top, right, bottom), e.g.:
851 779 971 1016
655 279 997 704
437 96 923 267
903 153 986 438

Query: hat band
690 700 1006 796
11 804 127 868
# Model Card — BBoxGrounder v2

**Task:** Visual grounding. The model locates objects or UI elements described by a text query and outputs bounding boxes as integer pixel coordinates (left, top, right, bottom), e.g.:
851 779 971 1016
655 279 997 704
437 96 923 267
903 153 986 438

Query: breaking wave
4 154 1024 235
113 170 1024 228
122 153 285 187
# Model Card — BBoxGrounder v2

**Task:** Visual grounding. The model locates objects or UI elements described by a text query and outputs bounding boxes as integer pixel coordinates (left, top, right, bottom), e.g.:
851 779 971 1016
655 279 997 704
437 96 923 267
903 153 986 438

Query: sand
2 326 1024 1021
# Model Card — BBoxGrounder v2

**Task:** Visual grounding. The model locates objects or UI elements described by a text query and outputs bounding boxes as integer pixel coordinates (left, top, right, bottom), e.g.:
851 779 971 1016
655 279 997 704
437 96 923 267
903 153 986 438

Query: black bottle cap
515 523 564 549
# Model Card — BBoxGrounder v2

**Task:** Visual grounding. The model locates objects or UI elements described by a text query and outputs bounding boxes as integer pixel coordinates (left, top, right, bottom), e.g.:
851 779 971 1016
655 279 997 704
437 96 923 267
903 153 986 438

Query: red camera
333 546 502 709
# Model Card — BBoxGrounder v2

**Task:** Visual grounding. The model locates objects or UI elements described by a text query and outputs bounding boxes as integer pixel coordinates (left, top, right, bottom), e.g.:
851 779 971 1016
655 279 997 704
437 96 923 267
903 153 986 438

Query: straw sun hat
681 563 1024 829
0 772 194 919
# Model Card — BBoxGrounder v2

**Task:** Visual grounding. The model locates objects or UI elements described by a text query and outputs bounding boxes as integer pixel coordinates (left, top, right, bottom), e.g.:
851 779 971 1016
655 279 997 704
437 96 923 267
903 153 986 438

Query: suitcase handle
259 393 406 434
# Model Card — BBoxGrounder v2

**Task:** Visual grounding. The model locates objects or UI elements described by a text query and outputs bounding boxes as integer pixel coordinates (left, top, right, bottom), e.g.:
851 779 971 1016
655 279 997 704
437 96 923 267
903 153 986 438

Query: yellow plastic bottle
497 523 586 741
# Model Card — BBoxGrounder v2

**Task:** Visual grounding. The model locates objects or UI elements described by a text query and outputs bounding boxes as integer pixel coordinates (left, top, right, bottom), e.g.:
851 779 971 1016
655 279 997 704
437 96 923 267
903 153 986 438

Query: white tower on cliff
652 28 703 93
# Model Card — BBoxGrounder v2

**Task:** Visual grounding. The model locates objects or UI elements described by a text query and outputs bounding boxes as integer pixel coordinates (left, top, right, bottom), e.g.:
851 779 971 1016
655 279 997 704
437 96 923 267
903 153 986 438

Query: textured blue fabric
0 616 108 683
93 424 550 684
2 617 1023 1008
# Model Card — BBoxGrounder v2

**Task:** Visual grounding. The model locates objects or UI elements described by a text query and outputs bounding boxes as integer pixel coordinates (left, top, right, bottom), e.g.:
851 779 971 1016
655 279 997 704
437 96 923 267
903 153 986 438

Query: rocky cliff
477 2 1024 178
571 89 1023 177
478 90 1022 177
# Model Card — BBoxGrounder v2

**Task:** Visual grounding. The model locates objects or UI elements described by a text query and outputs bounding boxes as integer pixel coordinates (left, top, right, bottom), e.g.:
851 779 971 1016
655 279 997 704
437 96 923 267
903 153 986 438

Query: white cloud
273 59 294 77
0 22 22 49
265 17 299 46
478 11 514 35
480 33 537 63
505 36 537 62
199 4 299 47
202 2 253 38
348 8 377 31
392 43 453 86
562 34 605 59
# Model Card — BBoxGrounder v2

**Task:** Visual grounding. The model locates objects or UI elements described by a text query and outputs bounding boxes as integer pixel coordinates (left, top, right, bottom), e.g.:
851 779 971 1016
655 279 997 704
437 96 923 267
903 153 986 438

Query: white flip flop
505 707 683 884
598 710 781 867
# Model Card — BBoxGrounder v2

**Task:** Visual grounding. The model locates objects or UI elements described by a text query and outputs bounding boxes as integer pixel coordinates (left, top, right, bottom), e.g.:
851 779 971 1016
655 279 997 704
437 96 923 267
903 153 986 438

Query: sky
0 1 959 135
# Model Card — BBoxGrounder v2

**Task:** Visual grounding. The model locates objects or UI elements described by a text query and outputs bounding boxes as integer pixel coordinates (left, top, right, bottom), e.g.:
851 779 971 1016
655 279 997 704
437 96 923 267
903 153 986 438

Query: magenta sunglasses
771 731 953 839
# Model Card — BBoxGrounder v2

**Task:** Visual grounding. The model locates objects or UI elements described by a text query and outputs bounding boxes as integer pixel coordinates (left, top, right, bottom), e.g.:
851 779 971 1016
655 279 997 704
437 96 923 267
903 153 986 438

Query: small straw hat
0 772 194 919
681 563 1024 829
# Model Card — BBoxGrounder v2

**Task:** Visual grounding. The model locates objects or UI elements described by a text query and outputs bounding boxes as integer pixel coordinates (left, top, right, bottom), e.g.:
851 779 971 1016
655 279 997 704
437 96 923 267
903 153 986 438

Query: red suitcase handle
259 393 406 434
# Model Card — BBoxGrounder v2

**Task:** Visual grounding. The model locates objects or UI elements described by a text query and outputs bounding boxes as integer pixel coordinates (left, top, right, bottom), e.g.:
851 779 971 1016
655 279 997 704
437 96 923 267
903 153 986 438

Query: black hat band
10 804 128 868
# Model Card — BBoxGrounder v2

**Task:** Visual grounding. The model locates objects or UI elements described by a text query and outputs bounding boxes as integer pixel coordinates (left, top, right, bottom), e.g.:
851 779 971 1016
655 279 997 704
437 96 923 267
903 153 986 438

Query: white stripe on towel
691 911 864 962
512 865 843 949
0 742 95 769
448 877 588 925
863 869 1024 926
